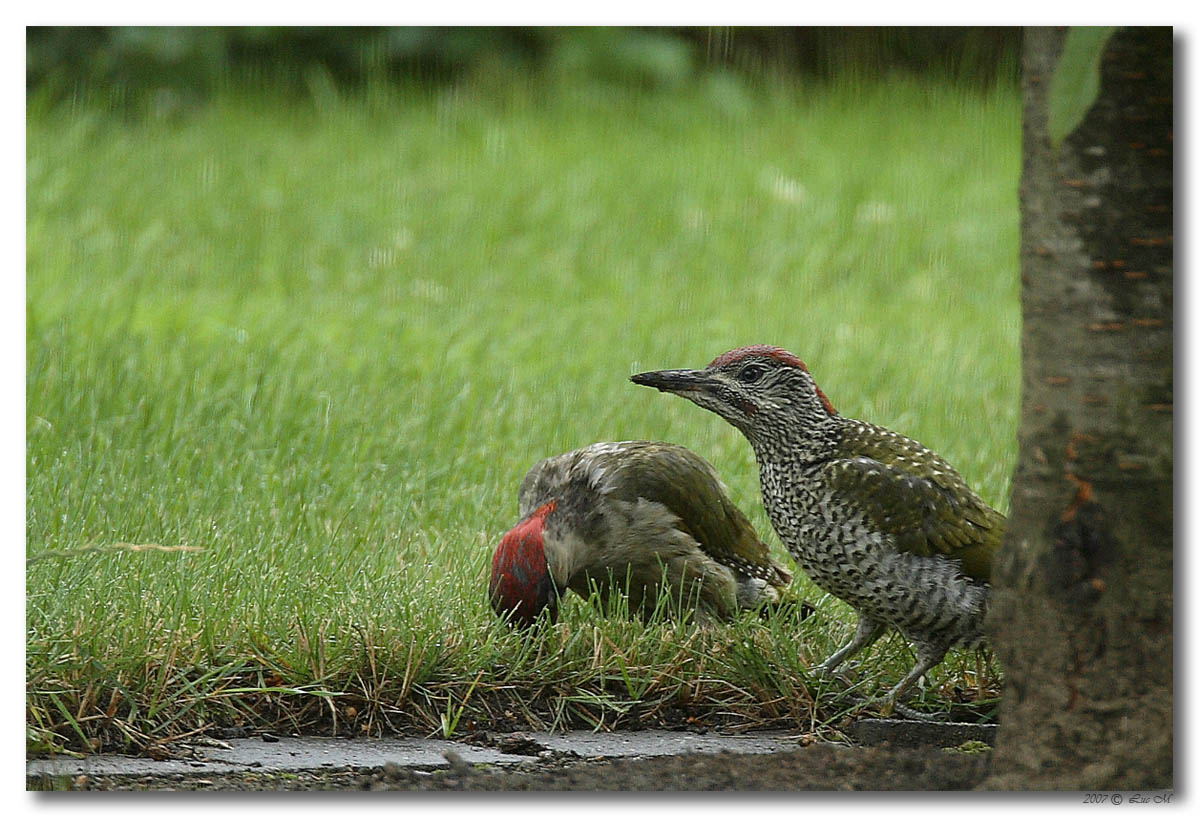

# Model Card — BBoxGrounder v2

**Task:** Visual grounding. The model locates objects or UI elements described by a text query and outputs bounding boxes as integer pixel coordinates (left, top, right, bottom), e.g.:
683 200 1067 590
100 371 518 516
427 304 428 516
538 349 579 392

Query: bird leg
816 616 886 677
869 642 952 721
811 621 952 722
886 643 947 704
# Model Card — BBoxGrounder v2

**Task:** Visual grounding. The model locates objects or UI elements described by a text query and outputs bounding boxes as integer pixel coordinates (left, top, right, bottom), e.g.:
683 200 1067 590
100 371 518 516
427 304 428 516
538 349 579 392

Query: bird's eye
737 364 766 385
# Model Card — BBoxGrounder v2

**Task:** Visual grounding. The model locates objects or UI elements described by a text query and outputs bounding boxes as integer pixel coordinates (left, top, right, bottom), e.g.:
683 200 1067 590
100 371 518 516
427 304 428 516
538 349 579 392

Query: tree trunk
984 27 1173 790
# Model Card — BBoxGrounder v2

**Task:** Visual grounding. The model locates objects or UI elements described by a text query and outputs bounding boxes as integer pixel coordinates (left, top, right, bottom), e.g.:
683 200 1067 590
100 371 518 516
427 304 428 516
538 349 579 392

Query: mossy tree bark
984 27 1173 790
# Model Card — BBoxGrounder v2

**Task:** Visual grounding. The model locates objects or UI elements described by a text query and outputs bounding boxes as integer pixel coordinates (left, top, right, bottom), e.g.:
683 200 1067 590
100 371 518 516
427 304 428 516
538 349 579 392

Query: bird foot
811 665 948 722
875 699 946 722
828 691 947 722
814 660 860 681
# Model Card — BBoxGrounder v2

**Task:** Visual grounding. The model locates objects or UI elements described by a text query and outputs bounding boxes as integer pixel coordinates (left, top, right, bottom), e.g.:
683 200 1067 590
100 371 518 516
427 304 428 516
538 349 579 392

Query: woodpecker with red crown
631 346 1005 711
489 440 793 627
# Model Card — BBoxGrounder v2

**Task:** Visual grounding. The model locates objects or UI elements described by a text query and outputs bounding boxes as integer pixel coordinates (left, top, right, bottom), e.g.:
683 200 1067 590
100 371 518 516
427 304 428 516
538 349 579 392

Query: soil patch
29 727 992 791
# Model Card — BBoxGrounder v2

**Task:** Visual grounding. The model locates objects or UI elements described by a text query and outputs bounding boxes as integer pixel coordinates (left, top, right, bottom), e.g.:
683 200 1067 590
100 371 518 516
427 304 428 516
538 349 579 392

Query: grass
26 72 1020 754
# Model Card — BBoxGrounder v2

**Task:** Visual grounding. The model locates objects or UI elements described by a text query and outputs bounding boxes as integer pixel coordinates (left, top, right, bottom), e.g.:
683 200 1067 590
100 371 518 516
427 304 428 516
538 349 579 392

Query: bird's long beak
630 368 713 394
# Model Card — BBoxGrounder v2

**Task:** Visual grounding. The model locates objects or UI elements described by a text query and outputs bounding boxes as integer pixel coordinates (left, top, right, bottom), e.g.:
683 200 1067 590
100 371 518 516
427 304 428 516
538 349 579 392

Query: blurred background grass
26 26 1021 751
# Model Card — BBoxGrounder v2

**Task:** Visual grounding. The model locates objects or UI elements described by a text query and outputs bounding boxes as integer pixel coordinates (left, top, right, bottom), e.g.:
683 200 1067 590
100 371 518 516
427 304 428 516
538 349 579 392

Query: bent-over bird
489 440 793 627
631 346 1005 709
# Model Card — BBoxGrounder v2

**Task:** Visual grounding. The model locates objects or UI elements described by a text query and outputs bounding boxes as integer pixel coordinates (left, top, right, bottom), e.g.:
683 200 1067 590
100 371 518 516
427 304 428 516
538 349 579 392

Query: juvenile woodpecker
632 346 1005 707
489 440 793 627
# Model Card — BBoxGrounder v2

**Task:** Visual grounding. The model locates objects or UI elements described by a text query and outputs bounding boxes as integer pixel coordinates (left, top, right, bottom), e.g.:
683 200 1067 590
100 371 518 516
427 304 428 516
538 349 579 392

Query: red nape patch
489 501 558 627
532 499 558 520
813 385 837 416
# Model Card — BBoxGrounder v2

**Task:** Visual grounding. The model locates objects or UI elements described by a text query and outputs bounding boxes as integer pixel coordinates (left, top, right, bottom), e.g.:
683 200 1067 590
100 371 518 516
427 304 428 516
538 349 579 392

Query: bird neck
745 408 843 468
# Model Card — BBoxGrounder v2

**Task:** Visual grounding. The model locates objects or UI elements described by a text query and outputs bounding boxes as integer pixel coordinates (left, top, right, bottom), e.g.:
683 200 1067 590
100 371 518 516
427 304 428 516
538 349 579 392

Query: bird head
630 345 837 445
489 500 560 628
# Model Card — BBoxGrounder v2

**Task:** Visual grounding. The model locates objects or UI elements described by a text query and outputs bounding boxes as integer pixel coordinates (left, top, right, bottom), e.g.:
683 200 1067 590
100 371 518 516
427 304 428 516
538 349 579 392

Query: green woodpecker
632 346 1005 708
489 441 793 627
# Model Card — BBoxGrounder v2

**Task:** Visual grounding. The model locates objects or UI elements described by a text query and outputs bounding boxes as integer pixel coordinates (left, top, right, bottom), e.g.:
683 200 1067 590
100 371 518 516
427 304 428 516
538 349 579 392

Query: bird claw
814 659 858 679
819 683 948 723
877 699 947 722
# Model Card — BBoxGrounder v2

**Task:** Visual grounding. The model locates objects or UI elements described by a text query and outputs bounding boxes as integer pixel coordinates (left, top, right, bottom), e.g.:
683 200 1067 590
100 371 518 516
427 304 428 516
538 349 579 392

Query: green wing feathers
600 443 792 587
831 425 1005 583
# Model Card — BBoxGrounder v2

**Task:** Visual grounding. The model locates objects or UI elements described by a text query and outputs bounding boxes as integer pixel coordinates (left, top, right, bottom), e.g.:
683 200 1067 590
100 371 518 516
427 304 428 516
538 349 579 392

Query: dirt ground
39 742 991 791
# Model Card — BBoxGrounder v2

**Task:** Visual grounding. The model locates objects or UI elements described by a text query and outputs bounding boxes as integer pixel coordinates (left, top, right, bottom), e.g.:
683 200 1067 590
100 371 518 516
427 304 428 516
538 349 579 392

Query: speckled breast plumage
757 435 989 653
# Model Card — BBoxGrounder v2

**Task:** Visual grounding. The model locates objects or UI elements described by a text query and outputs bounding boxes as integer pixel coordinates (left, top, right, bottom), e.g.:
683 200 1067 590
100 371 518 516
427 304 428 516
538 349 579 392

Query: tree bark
984 27 1173 790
